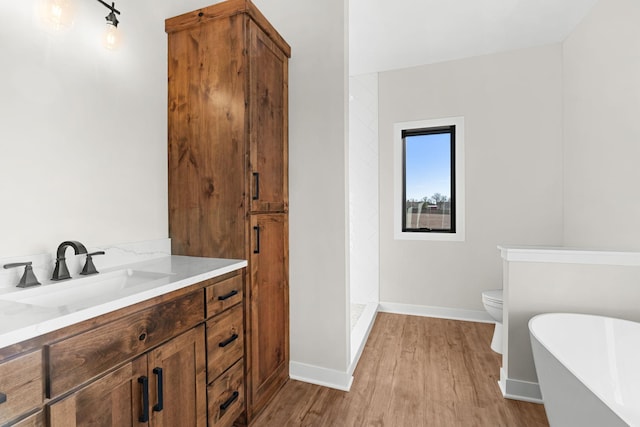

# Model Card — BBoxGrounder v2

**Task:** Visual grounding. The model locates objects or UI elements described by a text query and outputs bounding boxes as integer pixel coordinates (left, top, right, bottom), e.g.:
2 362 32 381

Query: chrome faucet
51 240 88 281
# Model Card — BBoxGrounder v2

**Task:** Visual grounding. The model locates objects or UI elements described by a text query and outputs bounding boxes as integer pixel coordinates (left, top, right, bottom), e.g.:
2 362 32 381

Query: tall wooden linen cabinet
165 0 290 423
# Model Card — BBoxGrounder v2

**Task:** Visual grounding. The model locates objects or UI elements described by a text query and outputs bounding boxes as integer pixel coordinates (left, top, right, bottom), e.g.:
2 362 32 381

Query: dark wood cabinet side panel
168 14 247 260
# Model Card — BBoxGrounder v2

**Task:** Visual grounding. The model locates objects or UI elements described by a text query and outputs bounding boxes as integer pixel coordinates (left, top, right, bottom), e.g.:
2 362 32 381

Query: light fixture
40 0 75 30
95 0 122 50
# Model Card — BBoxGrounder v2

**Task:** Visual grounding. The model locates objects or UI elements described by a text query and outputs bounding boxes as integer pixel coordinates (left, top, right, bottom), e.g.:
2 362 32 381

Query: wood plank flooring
251 313 549 427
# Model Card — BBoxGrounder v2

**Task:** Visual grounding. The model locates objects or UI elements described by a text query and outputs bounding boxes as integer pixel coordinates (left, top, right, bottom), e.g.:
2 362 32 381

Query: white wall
2 0 350 381
349 73 379 305
0 1 169 257
378 45 564 312
254 0 350 377
563 0 640 250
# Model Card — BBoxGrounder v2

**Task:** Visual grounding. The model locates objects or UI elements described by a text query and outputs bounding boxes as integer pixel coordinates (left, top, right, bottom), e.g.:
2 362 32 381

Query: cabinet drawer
207 304 244 382
0 350 43 426
47 291 204 398
11 410 44 427
206 275 243 318
208 360 244 427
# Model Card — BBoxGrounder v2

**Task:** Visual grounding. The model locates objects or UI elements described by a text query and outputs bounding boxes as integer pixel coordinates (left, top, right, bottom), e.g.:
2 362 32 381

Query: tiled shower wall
349 73 379 305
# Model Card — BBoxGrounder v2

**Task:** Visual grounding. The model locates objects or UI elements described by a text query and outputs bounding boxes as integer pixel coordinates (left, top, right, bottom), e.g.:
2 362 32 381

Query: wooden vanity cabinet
0 269 245 427
166 0 290 421
10 410 44 427
0 350 43 426
205 276 245 427
48 326 206 427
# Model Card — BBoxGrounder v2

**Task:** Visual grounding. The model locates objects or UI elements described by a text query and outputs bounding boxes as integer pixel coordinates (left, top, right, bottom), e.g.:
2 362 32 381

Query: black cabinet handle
0 392 6 404
218 289 238 301
220 391 239 411
153 367 164 412
253 226 260 254
218 333 239 348
138 376 149 422
252 172 260 200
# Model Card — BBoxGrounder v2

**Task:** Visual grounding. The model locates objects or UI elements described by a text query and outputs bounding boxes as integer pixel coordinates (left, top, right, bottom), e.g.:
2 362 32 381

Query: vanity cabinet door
0 350 43 426
248 20 288 214
147 325 207 427
11 410 45 427
249 213 289 415
48 358 147 427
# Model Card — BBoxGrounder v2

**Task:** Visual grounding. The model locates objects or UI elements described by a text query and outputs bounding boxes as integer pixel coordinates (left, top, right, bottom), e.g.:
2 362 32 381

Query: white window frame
394 116 465 241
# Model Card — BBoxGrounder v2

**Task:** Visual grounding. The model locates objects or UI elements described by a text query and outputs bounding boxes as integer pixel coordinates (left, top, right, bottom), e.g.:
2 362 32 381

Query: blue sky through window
405 133 451 201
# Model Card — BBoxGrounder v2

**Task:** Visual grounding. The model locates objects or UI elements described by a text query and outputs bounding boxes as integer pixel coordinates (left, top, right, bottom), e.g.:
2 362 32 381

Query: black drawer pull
220 391 239 411
0 392 6 404
253 226 260 254
153 367 164 412
138 377 149 422
218 289 238 301
252 172 260 200
218 333 239 348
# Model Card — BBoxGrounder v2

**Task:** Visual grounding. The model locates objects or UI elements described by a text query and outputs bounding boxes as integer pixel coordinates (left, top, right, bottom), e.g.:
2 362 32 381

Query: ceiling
349 0 599 75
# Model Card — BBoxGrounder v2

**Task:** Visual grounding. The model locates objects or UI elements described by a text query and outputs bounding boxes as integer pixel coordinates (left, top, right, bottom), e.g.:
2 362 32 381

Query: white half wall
563 0 640 251
378 45 564 311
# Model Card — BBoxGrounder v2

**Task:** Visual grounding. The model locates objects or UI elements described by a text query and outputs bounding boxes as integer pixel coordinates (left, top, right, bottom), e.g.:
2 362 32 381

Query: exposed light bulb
103 23 121 50
40 0 75 30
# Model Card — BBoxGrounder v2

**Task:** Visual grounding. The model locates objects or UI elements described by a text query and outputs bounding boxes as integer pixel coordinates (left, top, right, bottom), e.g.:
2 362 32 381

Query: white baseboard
499 367 543 403
289 361 353 392
349 303 378 375
379 301 493 323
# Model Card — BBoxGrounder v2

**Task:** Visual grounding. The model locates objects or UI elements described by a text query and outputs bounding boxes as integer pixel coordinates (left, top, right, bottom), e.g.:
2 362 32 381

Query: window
394 117 465 241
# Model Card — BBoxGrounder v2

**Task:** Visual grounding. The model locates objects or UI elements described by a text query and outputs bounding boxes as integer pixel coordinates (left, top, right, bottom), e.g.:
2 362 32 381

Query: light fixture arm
95 0 120 15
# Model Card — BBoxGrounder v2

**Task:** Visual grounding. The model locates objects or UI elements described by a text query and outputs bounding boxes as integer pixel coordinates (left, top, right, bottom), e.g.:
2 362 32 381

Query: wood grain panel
248 213 289 417
47 291 204 398
148 325 207 427
11 409 45 427
168 11 246 260
0 350 43 425
251 314 549 427
48 357 146 427
248 20 288 213
208 360 245 427
165 0 291 59
206 274 244 318
207 304 244 382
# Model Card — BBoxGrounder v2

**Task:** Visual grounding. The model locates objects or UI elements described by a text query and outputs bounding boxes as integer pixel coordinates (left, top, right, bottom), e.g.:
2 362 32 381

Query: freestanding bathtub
529 313 640 427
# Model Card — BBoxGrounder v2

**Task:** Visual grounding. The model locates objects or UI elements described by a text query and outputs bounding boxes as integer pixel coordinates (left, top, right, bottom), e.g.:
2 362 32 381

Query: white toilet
482 289 503 354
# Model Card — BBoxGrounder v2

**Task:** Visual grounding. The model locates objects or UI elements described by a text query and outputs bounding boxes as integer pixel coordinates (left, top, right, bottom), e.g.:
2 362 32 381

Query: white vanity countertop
0 255 247 349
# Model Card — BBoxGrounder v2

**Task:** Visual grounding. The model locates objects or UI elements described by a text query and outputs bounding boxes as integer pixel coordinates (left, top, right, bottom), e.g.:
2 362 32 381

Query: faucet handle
80 251 105 276
3 262 42 288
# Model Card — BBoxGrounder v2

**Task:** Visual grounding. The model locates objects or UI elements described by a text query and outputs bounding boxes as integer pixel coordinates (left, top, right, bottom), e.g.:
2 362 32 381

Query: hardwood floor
251 313 549 426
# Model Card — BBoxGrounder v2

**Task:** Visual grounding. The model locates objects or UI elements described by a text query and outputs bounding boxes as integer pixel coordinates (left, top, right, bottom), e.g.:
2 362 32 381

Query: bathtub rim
529 312 640 427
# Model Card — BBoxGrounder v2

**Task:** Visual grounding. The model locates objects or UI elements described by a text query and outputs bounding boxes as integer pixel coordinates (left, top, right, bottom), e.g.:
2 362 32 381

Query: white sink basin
0 269 172 310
